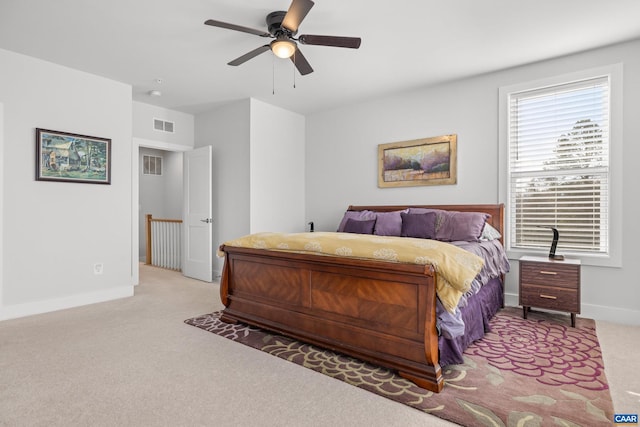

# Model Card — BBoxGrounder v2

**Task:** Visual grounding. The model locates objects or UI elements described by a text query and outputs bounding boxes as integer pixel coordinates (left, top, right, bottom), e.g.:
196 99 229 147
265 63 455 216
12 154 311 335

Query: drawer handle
539 270 558 275
539 294 557 300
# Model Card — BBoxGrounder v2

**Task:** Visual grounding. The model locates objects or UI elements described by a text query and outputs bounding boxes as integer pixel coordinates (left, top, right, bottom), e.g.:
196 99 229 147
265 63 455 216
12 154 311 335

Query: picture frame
36 128 111 184
378 134 457 188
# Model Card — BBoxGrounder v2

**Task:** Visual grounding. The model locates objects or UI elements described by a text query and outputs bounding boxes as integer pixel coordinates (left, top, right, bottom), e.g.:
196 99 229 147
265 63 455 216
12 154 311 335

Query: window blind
508 76 609 254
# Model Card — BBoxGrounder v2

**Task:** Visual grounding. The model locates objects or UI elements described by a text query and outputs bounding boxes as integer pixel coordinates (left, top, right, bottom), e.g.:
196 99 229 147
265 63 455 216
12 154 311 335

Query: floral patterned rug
185 307 614 426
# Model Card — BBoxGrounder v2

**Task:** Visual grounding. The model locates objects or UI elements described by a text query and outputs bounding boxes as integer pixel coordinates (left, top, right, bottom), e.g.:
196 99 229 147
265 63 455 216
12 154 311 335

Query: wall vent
153 118 175 133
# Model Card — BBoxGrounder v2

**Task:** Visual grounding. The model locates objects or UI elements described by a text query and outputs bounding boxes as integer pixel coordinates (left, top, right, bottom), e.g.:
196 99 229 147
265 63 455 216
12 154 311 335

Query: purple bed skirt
438 277 503 366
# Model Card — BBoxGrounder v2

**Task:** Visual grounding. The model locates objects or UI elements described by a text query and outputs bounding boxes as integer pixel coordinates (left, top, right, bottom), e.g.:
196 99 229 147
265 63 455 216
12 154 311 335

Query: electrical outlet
93 263 104 275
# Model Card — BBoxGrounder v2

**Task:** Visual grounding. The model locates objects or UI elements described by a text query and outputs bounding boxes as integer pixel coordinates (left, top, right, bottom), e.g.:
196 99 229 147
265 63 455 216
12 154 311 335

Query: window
143 155 163 176
499 65 622 267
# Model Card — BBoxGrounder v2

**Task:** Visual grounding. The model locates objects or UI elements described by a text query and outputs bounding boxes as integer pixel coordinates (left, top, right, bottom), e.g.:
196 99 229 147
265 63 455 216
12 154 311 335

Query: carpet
185 307 614 426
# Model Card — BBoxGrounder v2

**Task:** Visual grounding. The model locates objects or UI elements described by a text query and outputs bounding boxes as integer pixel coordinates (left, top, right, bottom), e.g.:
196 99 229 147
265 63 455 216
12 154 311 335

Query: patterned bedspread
218 231 484 313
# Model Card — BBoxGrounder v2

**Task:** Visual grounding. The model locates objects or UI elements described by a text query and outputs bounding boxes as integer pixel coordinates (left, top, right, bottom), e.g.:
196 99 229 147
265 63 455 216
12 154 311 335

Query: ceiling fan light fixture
271 38 296 58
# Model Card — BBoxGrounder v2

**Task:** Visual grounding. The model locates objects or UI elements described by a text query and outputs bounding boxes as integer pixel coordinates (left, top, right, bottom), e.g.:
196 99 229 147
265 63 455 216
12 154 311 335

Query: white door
182 146 213 282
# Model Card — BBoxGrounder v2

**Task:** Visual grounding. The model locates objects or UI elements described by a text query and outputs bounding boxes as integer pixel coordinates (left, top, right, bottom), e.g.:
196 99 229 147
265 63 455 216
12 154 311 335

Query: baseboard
581 304 640 326
0 285 134 321
505 292 640 326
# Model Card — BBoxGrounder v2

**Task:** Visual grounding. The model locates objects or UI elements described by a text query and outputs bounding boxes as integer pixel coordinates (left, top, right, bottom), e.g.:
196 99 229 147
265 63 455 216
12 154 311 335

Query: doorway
138 147 183 263
131 138 191 285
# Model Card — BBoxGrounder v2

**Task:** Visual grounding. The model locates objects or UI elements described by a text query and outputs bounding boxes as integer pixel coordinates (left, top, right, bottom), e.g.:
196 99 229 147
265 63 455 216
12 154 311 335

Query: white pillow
480 223 502 241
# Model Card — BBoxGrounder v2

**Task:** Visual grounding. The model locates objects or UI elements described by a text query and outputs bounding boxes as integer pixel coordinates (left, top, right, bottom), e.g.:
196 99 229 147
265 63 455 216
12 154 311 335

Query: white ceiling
2 0 640 115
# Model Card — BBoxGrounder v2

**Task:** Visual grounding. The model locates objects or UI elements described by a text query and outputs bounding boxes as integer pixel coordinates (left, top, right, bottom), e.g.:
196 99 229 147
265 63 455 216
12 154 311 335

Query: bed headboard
347 204 505 245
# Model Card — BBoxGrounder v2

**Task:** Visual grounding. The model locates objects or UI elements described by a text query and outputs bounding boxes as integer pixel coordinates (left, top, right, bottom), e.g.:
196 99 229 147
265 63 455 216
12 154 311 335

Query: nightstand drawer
520 284 580 313
520 262 579 289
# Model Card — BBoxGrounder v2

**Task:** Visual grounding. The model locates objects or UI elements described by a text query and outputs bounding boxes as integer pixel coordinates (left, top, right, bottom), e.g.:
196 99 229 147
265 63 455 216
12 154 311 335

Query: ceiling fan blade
298 34 361 49
282 0 315 34
290 47 314 75
205 19 271 38
228 45 271 66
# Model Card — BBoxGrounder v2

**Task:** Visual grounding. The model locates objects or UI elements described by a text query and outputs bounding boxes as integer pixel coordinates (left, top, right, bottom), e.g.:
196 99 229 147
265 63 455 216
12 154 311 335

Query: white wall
305 80 496 232
0 49 133 319
195 98 306 275
195 99 251 274
250 99 306 233
0 102 4 311
133 102 194 147
163 151 184 218
305 39 640 325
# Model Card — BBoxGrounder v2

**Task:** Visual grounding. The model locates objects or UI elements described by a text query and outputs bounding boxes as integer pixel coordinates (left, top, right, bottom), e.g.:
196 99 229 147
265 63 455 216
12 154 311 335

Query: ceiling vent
153 118 175 133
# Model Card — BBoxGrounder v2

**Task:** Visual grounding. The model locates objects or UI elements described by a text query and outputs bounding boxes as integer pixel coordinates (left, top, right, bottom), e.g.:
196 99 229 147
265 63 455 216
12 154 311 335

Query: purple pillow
343 218 376 234
436 211 489 242
400 212 437 239
373 210 407 236
408 208 445 227
337 210 376 232
407 208 445 216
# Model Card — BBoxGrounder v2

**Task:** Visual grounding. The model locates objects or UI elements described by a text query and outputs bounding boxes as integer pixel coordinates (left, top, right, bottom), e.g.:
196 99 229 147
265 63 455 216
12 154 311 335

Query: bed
218 204 508 393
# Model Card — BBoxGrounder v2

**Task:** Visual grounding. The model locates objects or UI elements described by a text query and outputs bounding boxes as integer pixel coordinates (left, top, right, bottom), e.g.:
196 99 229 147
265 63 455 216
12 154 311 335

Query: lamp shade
271 39 296 59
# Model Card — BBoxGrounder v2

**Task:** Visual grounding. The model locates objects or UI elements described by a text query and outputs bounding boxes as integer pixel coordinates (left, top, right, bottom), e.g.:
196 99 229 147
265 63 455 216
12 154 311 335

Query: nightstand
519 255 581 327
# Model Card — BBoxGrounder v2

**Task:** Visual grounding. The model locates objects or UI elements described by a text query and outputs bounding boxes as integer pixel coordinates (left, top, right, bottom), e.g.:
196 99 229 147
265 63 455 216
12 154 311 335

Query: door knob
200 218 212 223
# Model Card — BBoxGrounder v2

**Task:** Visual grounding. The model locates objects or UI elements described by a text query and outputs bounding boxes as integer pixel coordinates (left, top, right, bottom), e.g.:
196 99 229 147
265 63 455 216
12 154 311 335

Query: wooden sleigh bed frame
218 204 505 393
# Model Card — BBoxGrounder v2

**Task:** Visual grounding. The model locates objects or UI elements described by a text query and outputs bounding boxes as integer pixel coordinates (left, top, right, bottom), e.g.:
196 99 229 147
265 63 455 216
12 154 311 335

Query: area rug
185 307 614 426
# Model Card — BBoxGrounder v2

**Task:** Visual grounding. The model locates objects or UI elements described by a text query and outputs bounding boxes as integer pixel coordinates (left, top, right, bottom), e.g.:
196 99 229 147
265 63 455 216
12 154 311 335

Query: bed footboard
219 245 444 393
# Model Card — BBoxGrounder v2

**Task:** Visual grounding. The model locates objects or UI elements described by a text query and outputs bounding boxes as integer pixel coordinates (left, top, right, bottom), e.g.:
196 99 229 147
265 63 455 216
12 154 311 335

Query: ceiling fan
204 0 361 75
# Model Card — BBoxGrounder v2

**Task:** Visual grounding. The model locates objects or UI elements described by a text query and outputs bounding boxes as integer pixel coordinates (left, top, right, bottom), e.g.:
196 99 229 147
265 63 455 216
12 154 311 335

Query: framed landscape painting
378 134 457 188
36 128 111 184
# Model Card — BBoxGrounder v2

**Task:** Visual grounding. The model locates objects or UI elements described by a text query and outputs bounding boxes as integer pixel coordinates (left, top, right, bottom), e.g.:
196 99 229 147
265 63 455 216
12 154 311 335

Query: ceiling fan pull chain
272 55 276 95
293 50 296 89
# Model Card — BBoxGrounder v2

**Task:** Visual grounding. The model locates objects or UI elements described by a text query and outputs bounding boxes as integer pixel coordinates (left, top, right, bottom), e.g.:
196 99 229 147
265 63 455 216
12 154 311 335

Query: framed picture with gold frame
378 134 457 188
36 128 111 185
